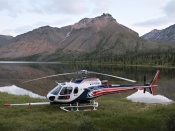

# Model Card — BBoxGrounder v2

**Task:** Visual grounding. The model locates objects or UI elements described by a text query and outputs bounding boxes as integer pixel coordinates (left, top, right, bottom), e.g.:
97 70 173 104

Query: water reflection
0 62 175 100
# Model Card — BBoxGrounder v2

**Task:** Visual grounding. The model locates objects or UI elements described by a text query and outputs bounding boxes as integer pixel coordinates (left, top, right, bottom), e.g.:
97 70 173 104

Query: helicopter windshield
51 85 62 95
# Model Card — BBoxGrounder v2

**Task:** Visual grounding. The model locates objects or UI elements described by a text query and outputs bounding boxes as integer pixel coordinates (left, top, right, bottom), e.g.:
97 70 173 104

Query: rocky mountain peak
72 13 117 31
78 13 114 24
78 18 93 24
98 13 115 20
151 29 160 33
142 24 175 44
142 29 160 40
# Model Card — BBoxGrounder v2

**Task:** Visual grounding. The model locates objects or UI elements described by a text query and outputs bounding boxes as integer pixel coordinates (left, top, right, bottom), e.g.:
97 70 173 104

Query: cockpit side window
60 87 73 95
74 87 78 94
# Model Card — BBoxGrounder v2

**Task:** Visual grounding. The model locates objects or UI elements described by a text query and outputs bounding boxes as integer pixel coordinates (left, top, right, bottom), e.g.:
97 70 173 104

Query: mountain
36 13 171 62
0 13 174 64
0 35 13 46
0 26 73 58
142 24 175 44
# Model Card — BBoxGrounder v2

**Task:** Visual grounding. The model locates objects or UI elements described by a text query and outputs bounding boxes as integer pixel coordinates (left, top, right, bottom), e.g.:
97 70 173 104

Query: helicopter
4 70 160 112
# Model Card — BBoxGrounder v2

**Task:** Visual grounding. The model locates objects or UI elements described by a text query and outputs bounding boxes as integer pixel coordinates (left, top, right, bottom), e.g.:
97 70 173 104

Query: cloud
48 0 89 14
163 0 175 17
2 17 74 36
133 0 175 27
133 16 174 27
91 0 112 14
0 0 25 17
34 17 73 28
0 0 89 17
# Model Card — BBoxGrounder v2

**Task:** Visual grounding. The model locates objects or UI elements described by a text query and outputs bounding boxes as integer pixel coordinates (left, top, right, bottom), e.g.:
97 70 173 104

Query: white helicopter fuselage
46 78 102 104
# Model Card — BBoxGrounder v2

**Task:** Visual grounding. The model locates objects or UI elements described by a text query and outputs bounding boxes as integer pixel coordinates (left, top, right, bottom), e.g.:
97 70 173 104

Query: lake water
0 62 175 101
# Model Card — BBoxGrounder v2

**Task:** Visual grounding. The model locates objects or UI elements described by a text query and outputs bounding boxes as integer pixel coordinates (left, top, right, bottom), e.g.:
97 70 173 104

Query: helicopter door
59 87 73 99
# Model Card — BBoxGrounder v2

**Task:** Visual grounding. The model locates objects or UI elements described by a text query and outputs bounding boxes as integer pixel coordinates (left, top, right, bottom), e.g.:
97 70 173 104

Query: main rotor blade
89 71 136 83
23 72 77 83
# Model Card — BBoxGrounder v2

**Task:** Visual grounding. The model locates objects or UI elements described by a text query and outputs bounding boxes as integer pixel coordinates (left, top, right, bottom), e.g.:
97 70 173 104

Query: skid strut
60 101 98 112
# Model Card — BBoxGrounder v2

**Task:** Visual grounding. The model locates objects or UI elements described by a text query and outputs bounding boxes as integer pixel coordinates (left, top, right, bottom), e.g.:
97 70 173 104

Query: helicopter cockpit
48 82 79 101
47 77 101 101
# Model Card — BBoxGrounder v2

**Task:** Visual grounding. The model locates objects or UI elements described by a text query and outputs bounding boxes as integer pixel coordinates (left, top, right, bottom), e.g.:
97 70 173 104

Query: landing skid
60 101 98 112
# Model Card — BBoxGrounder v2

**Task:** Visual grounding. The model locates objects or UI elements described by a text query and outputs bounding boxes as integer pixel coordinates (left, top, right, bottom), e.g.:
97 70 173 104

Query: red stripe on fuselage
91 85 150 97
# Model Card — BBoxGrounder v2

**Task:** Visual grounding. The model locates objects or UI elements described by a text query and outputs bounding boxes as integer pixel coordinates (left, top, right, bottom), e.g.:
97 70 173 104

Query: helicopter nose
48 96 55 101
47 94 55 101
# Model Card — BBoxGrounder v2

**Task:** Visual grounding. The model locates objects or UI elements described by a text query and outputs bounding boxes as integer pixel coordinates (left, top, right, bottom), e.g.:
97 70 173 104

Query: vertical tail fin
150 70 160 94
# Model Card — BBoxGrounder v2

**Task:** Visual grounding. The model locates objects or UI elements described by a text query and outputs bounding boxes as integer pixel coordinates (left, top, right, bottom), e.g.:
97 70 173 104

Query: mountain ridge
0 35 13 46
142 24 175 44
0 13 139 59
0 13 175 66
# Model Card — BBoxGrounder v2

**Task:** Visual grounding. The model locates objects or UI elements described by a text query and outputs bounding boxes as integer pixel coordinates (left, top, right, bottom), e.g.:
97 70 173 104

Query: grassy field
0 92 175 131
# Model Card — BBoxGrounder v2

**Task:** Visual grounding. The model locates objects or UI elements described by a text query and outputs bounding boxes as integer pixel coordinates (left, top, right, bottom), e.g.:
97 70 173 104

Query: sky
0 0 175 36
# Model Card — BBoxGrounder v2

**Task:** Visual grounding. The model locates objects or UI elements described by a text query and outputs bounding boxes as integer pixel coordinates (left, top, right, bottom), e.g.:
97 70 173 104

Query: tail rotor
143 70 160 95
